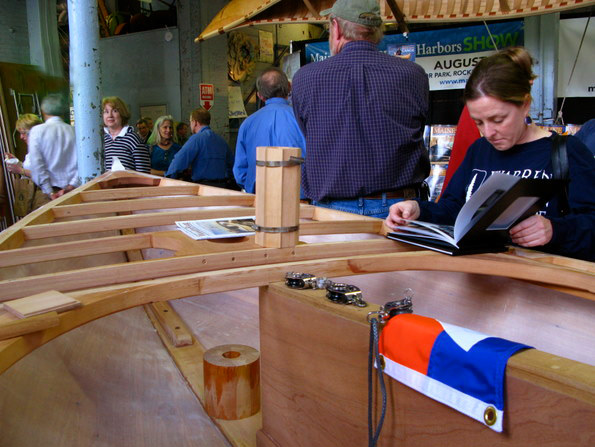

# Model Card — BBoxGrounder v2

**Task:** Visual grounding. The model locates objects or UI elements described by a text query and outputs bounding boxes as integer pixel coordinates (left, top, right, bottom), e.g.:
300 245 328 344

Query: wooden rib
53 195 256 218
0 239 401 300
21 208 257 240
299 220 383 235
21 206 319 241
2 246 593 302
0 229 25 251
80 185 201 202
0 233 151 268
499 0 511 11
301 0 320 18
386 0 410 33
0 311 60 341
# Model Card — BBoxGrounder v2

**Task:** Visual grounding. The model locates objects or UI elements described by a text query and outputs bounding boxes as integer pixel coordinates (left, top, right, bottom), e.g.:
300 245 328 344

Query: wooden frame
0 168 593 446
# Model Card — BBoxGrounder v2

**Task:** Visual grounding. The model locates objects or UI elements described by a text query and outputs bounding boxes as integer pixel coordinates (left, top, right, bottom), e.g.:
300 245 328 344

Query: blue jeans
312 194 404 219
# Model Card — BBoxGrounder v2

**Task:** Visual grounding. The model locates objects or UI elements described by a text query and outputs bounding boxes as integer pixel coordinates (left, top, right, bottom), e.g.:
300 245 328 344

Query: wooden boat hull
0 170 593 446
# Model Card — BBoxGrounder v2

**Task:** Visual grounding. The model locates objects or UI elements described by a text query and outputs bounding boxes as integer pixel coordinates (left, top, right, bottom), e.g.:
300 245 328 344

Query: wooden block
3 290 81 319
145 302 193 347
255 146 301 248
204 344 261 420
0 311 60 340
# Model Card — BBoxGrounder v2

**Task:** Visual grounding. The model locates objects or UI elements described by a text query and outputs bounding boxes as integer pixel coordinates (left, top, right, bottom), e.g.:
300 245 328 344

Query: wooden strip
21 207 257 240
80 185 201 201
0 311 60 341
145 302 193 347
144 301 261 447
4 291 81 318
299 220 383 235
22 205 316 241
0 233 151 268
0 229 26 251
0 239 401 300
53 195 256 218
2 245 593 304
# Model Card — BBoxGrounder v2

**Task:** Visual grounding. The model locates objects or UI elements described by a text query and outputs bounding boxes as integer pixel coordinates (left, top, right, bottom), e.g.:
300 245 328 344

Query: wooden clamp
255 146 302 248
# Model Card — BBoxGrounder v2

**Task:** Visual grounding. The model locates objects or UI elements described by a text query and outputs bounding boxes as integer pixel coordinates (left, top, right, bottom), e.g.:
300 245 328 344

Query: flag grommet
483 406 497 426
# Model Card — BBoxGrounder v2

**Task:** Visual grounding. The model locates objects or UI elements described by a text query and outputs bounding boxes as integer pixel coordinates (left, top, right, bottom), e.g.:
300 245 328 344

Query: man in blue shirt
233 67 306 194
166 108 234 188
292 0 430 218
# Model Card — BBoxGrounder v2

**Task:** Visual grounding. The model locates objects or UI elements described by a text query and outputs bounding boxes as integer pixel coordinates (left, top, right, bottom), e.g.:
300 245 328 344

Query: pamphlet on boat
176 216 256 240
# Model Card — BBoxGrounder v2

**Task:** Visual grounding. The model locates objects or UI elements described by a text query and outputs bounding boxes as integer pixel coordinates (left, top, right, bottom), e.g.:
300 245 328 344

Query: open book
176 216 255 240
387 173 563 255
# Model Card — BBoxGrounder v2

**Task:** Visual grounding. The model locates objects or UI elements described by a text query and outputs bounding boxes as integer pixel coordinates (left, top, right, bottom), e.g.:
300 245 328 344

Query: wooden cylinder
255 146 302 248
203 344 260 420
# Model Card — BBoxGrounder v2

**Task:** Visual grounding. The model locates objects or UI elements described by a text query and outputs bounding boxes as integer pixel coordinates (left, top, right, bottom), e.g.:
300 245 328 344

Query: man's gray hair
41 93 68 116
256 68 290 101
332 15 383 44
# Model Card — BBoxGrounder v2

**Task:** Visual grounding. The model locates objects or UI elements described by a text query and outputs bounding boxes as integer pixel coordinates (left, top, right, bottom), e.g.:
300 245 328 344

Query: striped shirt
103 126 151 173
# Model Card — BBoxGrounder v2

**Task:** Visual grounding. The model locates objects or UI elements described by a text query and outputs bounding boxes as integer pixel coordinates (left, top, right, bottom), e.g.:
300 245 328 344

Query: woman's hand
4 156 24 175
509 215 553 247
385 200 420 230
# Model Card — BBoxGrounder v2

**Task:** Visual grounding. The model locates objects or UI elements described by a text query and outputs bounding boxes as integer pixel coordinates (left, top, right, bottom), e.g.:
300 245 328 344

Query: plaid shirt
292 40 430 201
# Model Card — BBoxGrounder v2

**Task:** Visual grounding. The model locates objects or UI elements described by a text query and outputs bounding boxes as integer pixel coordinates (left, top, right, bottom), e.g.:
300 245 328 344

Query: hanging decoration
227 32 257 82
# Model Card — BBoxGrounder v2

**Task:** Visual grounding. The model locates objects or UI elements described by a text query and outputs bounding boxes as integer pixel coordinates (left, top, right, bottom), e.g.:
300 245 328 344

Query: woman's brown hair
464 47 537 107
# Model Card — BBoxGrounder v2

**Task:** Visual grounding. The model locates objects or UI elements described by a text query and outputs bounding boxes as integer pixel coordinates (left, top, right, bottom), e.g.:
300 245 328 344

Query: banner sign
305 21 524 91
558 18 595 98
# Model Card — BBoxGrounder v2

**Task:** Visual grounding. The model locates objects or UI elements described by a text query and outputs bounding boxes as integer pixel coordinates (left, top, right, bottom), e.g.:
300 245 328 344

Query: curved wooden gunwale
1 248 593 374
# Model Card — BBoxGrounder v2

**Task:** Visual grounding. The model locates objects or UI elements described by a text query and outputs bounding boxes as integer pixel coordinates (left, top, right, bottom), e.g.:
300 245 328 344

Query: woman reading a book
385 47 595 261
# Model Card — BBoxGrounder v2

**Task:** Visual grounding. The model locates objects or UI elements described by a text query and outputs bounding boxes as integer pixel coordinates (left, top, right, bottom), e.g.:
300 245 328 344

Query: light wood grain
204 344 260 420
4 290 81 318
255 147 301 248
0 311 59 340
257 283 595 447
145 302 193 347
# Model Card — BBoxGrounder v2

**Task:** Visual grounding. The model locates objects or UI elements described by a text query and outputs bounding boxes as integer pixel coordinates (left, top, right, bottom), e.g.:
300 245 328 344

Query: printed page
393 219 456 246
176 216 255 240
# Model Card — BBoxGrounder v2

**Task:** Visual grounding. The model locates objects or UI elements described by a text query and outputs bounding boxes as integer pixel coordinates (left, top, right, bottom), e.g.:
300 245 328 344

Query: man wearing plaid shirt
292 0 430 218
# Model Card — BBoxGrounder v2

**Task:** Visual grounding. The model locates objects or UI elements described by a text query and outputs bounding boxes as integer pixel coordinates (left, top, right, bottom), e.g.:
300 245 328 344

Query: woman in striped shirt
102 96 151 173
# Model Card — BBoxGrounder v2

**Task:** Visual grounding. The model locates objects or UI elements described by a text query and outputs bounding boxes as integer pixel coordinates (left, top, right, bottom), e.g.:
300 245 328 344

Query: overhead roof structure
196 0 594 41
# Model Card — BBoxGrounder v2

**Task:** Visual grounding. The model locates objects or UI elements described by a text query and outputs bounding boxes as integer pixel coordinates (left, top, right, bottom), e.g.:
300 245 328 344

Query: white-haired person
15 94 80 200
147 115 181 176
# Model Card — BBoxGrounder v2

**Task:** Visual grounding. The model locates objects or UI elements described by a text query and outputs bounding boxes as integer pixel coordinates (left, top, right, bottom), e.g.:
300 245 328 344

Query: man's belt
363 186 419 200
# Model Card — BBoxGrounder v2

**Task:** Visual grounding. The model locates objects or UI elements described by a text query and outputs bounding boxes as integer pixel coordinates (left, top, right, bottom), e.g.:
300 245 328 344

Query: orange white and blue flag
378 314 531 432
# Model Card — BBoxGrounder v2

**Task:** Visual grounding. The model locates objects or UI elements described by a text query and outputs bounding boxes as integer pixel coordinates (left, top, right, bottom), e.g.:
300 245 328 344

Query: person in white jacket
27 93 80 199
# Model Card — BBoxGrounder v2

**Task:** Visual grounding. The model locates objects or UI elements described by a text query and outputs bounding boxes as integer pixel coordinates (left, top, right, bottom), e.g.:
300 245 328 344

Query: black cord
368 317 388 447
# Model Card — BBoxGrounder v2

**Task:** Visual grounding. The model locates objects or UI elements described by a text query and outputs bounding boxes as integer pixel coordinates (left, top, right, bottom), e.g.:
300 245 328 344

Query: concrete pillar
67 0 103 183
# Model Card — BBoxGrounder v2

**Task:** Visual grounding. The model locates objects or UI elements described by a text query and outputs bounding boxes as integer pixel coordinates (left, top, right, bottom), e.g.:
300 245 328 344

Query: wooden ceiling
196 0 594 41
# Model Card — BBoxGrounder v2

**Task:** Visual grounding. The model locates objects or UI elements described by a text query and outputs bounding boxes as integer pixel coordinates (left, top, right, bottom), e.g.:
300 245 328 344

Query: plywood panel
258 283 595 447
0 307 233 447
